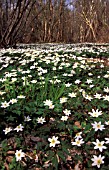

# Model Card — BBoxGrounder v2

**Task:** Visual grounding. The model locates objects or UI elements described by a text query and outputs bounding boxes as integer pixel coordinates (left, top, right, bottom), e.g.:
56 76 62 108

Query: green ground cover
0 46 109 169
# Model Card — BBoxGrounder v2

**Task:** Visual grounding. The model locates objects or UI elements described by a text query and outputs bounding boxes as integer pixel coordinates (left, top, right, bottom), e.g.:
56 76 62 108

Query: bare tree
73 0 109 42
0 0 109 47
0 0 37 48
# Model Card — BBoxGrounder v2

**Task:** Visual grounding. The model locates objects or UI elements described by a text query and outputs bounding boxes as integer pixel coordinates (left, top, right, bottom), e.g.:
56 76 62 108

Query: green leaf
7 115 16 121
16 110 22 116
57 150 66 162
57 122 66 130
52 155 58 170
105 151 109 157
47 151 55 160
73 125 80 130
61 143 70 156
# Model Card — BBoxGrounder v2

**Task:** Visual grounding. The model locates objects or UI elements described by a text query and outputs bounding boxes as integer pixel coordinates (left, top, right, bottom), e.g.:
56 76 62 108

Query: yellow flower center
51 139 56 144
97 159 101 165
97 124 100 128
76 141 80 145
98 143 102 147
76 134 79 136
18 153 21 157
94 113 97 117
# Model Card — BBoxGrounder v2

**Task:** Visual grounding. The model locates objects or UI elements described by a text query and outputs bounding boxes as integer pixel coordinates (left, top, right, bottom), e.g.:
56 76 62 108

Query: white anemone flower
24 116 31 122
104 87 109 93
15 149 25 161
65 83 72 87
91 155 105 168
60 97 67 104
71 138 84 146
63 109 71 116
88 109 102 117
14 124 24 132
48 136 60 147
86 79 93 84
84 95 93 101
61 116 68 121
49 104 54 109
1 101 10 108
105 138 109 144
91 121 105 131
0 91 6 95
68 92 77 98
3 127 12 134
75 80 81 84
103 95 109 101
92 139 107 152
9 98 17 104
94 93 102 99
74 132 82 139
17 95 25 99
43 99 53 106
105 121 109 125
37 117 46 124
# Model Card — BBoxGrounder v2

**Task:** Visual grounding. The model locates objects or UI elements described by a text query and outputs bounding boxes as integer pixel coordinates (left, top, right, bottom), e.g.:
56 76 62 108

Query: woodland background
0 0 109 48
